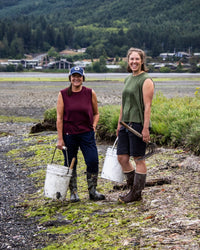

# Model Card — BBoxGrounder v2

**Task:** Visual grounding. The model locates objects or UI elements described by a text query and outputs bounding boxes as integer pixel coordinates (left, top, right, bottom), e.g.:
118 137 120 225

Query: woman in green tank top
116 48 154 203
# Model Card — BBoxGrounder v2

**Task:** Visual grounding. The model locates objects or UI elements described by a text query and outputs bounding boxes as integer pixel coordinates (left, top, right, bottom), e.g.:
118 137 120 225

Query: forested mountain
0 0 199 59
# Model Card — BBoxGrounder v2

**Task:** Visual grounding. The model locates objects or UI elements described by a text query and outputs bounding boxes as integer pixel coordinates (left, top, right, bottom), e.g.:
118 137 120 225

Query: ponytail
67 83 72 96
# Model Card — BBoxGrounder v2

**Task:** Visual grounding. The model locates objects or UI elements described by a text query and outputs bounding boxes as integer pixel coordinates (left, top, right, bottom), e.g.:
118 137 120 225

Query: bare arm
56 92 65 150
92 90 99 132
116 105 123 136
142 78 154 142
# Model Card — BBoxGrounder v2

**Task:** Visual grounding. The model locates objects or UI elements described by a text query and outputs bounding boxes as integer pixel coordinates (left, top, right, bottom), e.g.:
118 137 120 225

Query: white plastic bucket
101 138 125 183
44 163 72 200
44 146 73 200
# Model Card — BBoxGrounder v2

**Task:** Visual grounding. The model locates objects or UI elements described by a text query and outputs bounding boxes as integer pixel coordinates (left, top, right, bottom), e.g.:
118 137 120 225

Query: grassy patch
1 76 199 82
0 115 39 123
96 94 200 154
0 77 67 82
7 134 58 169
42 92 200 155
0 131 11 137
151 92 200 154
6 126 200 248
153 77 200 82
6 134 147 248
97 105 121 141
0 77 122 82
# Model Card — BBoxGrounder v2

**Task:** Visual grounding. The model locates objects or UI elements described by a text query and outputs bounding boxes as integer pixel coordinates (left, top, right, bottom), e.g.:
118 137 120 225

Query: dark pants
63 131 99 173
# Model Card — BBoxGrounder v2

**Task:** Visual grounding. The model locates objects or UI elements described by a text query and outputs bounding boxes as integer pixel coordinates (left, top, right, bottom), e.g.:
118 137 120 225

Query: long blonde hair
127 47 148 73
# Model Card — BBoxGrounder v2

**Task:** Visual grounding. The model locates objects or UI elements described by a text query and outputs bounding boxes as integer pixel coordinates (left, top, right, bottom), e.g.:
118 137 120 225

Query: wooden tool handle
120 121 143 138
69 157 76 169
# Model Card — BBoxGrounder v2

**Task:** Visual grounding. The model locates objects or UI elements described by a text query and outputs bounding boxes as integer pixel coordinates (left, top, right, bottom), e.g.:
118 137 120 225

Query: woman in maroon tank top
56 66 105 202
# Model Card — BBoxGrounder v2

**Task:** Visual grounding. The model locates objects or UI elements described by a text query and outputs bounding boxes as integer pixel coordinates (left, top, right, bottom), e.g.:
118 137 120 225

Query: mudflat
0 76 199 119
0 75 200 249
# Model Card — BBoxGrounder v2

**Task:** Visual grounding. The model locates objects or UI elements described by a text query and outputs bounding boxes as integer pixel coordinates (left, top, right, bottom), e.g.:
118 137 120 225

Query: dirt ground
0 78 200 249
0 78 199 119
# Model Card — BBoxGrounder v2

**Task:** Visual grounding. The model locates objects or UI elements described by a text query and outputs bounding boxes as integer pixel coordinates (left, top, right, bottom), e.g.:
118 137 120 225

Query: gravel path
0 135 46 249
0 78 200 249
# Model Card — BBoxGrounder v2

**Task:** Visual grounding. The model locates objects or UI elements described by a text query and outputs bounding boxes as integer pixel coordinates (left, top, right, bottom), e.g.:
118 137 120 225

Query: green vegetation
1 76 200 82
6 125 200 248
43 92 200 155
44 108 57 122
96 94 200 155
0 0 199 59
0 77 124 82
97 105 120 141
3 86 199 248
0 77 68 82
151 93 200 154
1 74 199 248
6 136 144 249
0 115 39 123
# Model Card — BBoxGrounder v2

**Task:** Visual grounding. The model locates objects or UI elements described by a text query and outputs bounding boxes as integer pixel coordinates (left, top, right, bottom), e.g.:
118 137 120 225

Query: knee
134 159 147 173
117 155 128 165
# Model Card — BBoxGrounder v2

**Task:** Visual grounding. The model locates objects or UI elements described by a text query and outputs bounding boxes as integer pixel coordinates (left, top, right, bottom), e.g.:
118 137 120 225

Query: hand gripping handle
120 121 143 138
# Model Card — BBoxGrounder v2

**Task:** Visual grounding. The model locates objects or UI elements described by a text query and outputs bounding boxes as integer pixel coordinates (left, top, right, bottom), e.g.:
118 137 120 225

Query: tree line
0 15 199 59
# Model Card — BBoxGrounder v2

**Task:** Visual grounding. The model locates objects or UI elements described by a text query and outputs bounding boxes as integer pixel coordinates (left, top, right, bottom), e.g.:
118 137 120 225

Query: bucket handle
112 137 118 150
51 146 69 168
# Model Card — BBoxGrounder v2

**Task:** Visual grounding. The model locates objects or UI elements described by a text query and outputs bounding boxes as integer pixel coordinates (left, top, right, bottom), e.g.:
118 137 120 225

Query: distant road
0 72 200 79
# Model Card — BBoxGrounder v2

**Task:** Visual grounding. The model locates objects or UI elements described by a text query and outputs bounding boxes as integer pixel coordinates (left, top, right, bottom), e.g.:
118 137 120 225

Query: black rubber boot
118 173 146 203
119 170 135 200
87 172 105 201
69 169 80 202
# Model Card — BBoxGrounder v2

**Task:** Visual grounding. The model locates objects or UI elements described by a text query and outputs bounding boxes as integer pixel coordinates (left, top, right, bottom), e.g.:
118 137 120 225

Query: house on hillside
45 59 72 70
59 48 86 56
106 65 121 69
175 52 190 58
159 53 175 60
77 48 86 53
73 60 92 68
160 52 191 60
3 59 39 68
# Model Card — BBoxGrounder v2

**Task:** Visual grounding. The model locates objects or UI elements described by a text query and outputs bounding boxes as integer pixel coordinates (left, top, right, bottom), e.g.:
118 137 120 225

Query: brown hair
126 47 148 73
67 75 85 96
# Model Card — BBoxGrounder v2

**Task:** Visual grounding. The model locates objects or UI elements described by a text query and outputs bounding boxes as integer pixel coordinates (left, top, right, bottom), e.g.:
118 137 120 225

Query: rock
30 120 56 133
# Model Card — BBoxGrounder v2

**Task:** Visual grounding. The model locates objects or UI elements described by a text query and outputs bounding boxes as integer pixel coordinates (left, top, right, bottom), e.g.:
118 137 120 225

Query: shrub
42 93 200 155
185 119 200 155
44 108 57 122
97 105 120 141
151 92 200 154
159 66 171 73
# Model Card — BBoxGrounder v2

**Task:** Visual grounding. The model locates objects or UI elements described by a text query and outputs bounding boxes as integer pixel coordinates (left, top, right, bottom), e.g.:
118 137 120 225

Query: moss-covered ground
5 130 200 249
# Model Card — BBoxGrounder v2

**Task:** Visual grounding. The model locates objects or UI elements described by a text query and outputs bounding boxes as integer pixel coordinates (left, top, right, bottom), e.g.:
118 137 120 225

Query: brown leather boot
119 170 135 200
118 173 146 203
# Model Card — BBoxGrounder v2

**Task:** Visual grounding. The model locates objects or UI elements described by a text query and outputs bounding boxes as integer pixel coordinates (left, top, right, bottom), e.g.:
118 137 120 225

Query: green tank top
122 72 151 125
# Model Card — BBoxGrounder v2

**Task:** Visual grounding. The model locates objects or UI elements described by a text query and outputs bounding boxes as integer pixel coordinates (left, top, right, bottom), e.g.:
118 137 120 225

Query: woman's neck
72 85 83 92
132 70 144 76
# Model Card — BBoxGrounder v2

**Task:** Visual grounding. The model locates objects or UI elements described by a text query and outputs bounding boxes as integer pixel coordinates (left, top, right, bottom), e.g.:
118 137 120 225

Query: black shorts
117 122 146 157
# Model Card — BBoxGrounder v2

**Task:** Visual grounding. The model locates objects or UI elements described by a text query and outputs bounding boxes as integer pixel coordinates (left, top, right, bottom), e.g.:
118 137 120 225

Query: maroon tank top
61 86 94 134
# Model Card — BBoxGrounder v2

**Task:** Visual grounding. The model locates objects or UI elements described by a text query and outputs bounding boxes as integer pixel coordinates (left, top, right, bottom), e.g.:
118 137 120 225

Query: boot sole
70 199 80 203
89 195 106 201
118 197 142 204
